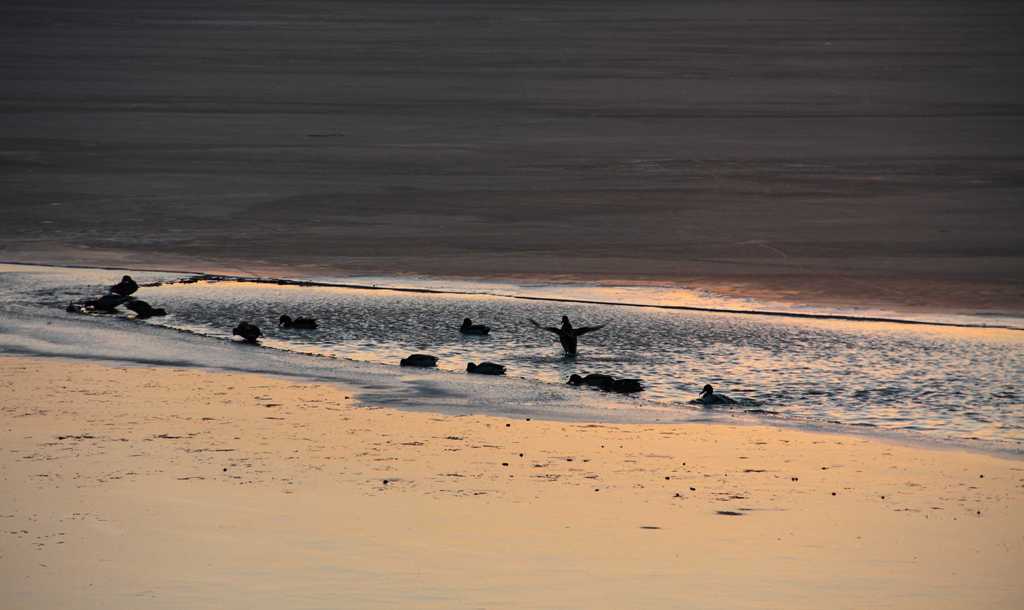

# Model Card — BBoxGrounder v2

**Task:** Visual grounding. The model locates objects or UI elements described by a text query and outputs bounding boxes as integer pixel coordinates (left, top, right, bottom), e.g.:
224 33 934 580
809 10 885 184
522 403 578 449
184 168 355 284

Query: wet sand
2 1 1023 315
2 356 1021 609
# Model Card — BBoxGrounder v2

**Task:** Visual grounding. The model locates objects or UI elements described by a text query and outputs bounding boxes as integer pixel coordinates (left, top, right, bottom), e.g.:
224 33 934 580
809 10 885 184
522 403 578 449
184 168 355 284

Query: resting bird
691 384 737 405
232 321 262 344
459 318 490 335
83 293 131 313
467 362 506 375
109 275 139 297
279 314 318 329
125 300 167 319
400 354 438 368
529 315 606 355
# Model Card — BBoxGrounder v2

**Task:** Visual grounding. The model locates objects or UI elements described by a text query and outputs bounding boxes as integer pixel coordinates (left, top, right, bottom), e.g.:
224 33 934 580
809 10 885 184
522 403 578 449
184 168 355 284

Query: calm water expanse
2 264 1021 453
2 2 1022 295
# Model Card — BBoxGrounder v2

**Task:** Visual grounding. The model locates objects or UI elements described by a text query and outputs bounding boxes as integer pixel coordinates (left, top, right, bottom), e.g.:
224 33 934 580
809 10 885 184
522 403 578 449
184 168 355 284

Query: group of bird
232 312 735 402
66 275 167 319
67 276 737 404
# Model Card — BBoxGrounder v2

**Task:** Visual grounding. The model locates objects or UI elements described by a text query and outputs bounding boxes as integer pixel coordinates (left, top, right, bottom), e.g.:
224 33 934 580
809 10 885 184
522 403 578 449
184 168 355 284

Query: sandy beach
3 2 1022 607
2 355 1021 609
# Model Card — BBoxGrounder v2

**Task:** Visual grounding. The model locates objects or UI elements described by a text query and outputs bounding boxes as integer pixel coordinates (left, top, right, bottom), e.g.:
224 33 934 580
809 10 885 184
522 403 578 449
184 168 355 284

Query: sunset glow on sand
2 2 1022 608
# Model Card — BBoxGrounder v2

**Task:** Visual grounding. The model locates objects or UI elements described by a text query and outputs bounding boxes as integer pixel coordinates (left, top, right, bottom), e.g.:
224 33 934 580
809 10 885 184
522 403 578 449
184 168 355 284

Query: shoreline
2 261 1022 457
12 349 1024 462
5 259 1023 332
2 355 1022 609
2 246 1023 320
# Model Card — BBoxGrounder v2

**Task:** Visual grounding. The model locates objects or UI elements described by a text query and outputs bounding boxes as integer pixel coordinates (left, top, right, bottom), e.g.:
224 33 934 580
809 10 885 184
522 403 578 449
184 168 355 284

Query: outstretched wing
529 318 562 334
572 324 606 336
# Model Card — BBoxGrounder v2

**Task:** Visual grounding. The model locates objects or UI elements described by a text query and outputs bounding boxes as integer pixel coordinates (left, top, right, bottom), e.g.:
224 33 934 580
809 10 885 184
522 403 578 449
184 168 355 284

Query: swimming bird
467 362 506 375
125 300 167 319
567 373 644 394
109 275 139 297
66 302 84 313
691 384 736 405
232 321 262 344
279 314 318 329
567 373 615 388
459 318 490 335
400 354 438 368
529 315 606 355
609 378 644 394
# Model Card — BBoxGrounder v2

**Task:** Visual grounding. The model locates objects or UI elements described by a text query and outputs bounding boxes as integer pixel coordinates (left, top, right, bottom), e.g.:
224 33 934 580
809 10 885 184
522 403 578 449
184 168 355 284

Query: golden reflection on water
168 278 1024 342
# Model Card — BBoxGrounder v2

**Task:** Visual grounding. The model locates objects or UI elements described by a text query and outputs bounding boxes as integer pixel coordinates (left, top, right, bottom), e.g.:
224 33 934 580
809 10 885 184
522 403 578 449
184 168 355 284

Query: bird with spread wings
529 315 606 355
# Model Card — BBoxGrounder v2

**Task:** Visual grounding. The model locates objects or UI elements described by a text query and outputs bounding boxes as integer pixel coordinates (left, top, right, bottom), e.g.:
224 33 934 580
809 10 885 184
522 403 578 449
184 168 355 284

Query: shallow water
1 263 1022 452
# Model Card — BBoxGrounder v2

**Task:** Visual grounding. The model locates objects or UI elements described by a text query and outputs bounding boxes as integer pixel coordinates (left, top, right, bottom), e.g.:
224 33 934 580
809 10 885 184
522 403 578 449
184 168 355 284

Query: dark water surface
2 1 1022 287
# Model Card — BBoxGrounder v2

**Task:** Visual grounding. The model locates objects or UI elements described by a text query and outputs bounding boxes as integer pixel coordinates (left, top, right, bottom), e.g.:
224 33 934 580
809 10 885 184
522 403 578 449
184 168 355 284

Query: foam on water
2 263 1022 453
